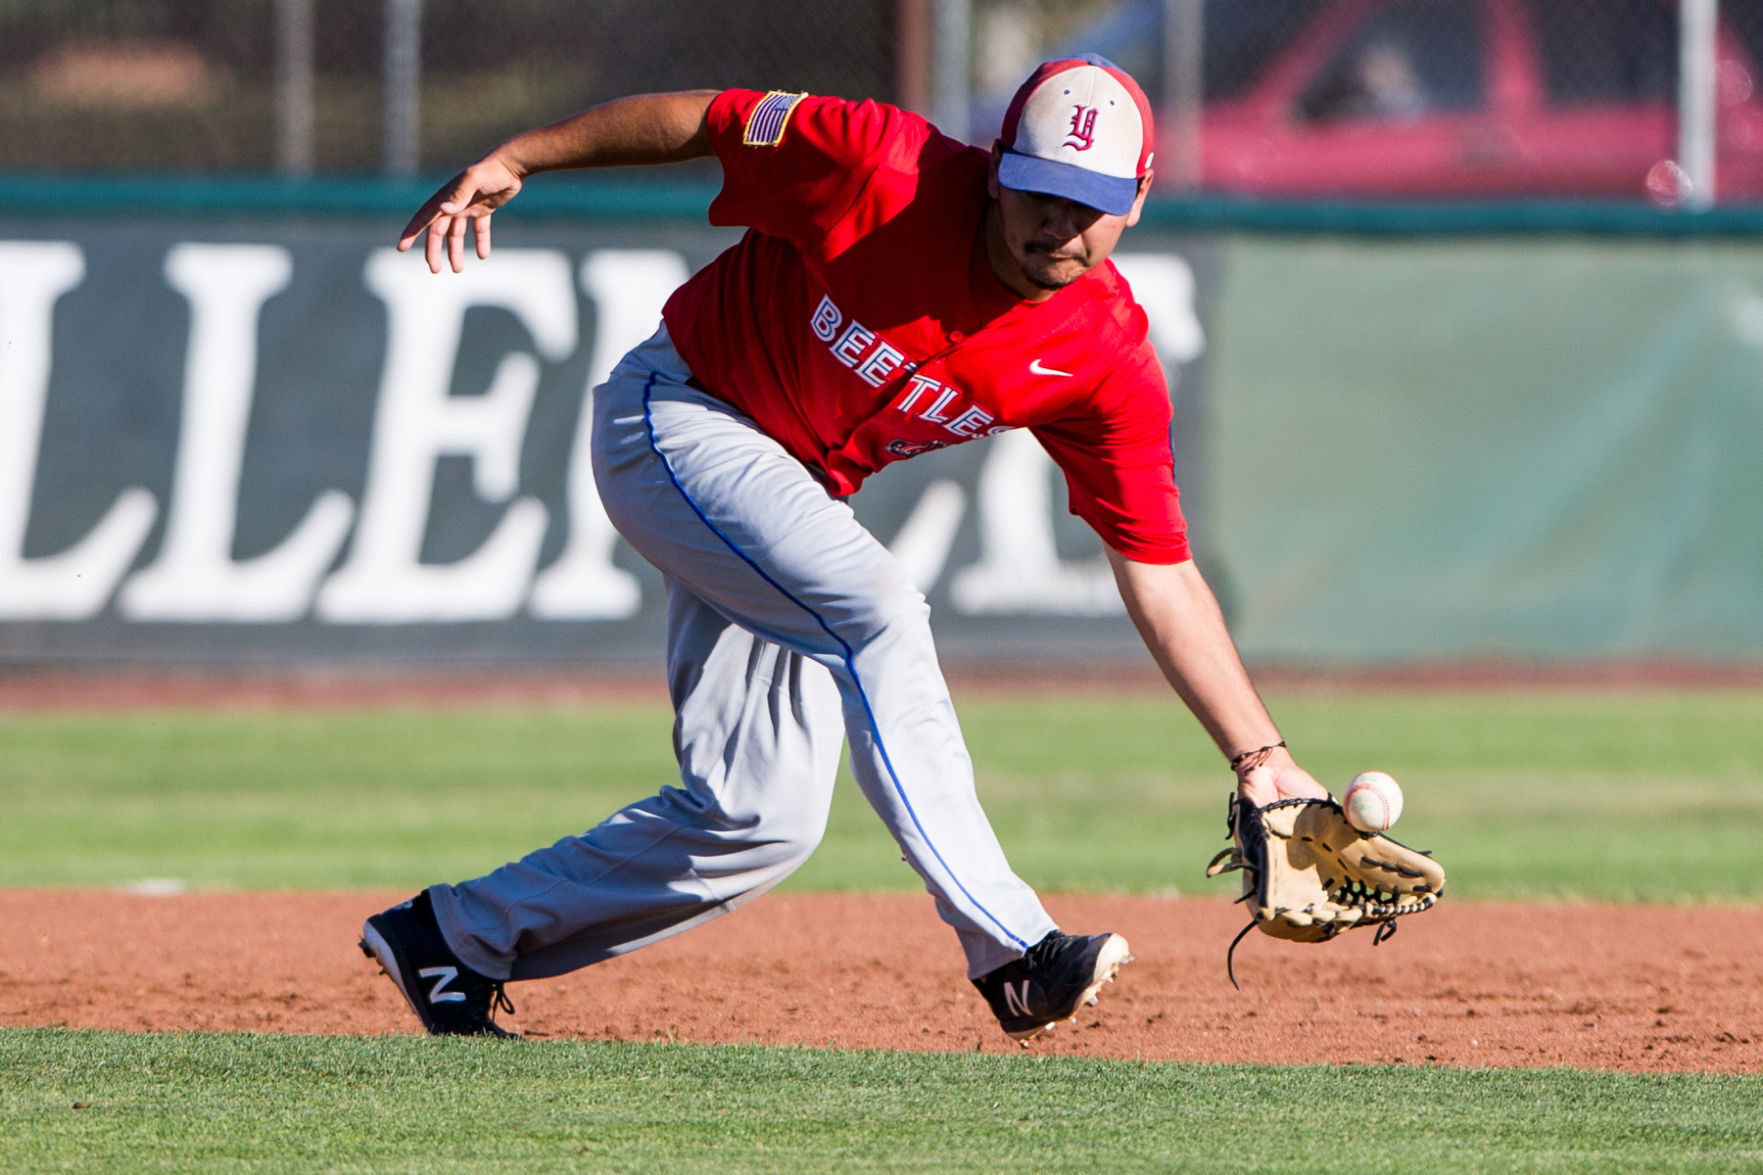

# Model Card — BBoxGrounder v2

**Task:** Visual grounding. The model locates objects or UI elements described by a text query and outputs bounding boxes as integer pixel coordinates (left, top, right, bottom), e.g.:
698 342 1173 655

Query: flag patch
743 91 807 147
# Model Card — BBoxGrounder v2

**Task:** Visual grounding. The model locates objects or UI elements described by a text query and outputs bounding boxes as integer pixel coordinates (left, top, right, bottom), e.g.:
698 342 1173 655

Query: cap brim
998 150 1139 216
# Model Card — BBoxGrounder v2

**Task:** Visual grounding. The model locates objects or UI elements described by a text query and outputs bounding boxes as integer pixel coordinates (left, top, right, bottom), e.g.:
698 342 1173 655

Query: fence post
384 0 422 177
275 0 315 177
897 0 932 115
1162 0 1203 190
931 0 971 141
1679 0 1718 208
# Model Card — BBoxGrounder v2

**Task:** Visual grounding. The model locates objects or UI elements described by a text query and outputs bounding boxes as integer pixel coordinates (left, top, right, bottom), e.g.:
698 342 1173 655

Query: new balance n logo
1001 980 1035 1018
419 965 467 1003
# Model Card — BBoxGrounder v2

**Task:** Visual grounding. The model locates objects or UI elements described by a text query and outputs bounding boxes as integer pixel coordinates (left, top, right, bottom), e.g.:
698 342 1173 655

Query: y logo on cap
1065 106 1098 151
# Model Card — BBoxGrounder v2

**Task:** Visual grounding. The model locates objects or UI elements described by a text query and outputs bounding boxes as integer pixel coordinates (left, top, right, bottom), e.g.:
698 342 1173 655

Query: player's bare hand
1234 745 1328 808
397 156 525 274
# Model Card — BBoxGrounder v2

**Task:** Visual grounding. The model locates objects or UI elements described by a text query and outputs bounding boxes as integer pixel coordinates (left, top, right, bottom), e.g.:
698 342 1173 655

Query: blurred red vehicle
1189 0 1763 201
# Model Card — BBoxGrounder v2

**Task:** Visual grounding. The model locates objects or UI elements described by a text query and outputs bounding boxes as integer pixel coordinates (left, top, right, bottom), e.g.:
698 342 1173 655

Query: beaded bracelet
1228 740 1287 773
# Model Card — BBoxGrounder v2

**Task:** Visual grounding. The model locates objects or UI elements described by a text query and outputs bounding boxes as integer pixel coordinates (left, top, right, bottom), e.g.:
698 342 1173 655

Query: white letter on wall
948 430 1122 616
528 249 689 620
887 479 967 593
0 242 157 619
120 244 354 621
318 248 575 622
1112 253 1206 371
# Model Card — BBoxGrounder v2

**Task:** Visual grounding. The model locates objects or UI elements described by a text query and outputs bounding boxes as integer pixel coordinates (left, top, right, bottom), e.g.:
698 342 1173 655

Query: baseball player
361 55 1328 1041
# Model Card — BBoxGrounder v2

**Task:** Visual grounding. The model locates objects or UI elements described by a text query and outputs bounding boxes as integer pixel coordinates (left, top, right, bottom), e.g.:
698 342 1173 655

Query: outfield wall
2 180 1760 668
1212 234 1763 663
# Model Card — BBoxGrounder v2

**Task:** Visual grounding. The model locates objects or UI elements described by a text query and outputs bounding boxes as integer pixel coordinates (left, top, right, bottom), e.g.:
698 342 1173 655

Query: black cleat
972 930 1132 1042
359 891 520 1038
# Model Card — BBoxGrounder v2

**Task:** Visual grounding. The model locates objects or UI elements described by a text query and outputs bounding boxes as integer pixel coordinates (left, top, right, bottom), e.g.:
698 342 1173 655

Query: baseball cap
996 53 1155 216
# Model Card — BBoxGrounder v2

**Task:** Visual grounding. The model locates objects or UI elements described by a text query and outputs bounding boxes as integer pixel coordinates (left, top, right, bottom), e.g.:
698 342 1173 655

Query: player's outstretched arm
397 89 719 274
1106 548 1328 806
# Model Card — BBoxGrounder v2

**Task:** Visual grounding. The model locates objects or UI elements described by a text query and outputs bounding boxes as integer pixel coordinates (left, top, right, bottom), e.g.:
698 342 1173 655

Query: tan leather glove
1206 794 1446 986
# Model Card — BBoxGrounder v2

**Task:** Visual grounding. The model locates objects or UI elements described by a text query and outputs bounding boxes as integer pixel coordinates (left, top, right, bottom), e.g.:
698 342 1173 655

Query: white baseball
1343 771 1403 833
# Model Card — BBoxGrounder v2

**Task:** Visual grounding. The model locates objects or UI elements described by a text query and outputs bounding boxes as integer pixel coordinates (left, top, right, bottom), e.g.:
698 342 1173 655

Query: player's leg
592 327 1058 979
427 581 846 981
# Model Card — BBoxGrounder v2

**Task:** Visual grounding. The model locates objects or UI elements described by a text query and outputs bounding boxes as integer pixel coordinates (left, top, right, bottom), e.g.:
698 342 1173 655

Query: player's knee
774 796 831 848
750 804 829 870
780 821 828 867
703 779 831 856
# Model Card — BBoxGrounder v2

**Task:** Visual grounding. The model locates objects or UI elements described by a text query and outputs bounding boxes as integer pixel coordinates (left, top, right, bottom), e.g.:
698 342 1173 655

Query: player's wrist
484 146 532 181
1227 739 1287 777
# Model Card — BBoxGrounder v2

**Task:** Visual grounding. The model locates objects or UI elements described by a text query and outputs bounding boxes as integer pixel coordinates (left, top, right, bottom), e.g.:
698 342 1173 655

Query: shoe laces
1021 931 1066 970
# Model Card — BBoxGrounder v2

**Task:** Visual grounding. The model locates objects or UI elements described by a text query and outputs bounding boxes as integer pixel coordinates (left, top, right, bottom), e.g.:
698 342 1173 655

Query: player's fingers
474 211 492 261
396 203 435 254
398 205 442 254
423 220 448 274
397 181 465 249
446 213 470 274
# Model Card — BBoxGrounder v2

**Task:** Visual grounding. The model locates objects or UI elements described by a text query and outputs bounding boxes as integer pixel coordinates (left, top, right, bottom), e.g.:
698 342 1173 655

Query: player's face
985 150 1151 301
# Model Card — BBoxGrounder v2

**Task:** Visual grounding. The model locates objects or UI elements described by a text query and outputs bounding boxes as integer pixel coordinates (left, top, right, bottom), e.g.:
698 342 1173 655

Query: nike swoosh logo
1029 359 1074 378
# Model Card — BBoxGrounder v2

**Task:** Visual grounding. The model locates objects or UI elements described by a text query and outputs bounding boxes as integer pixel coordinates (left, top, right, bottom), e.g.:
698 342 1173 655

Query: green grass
3 1028 1758 1174
1 689 1760 900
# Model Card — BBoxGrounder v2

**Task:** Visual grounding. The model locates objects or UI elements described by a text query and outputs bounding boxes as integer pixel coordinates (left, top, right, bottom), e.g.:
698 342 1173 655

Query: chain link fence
4 0 1761 202
0 0 900 175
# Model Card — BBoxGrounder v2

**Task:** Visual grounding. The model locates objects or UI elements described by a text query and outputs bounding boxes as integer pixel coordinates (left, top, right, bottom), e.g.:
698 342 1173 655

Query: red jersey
661 88 1189 564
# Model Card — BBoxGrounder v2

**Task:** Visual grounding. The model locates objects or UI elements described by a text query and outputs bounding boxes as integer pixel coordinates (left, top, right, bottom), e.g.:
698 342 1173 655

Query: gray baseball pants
428 326 1057 982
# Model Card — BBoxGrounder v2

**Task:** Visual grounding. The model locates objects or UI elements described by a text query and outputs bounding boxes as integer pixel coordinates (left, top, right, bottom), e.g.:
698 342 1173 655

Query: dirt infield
2 890 1757 1073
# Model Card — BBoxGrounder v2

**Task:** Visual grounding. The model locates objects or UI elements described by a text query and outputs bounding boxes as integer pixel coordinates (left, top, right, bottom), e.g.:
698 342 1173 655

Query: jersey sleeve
704 89 922 250
1031 347 1191 565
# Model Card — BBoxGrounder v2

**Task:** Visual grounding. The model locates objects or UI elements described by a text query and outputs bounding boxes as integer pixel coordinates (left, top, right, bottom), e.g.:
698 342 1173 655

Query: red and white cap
997 54 1155 216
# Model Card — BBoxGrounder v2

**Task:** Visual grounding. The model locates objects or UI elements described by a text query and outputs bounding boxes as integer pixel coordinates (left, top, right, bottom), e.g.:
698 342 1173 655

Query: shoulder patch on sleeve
742 91 809 147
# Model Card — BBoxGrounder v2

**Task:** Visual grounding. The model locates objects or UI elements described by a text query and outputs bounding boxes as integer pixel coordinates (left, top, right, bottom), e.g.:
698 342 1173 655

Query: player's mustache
1026 238 1083 260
